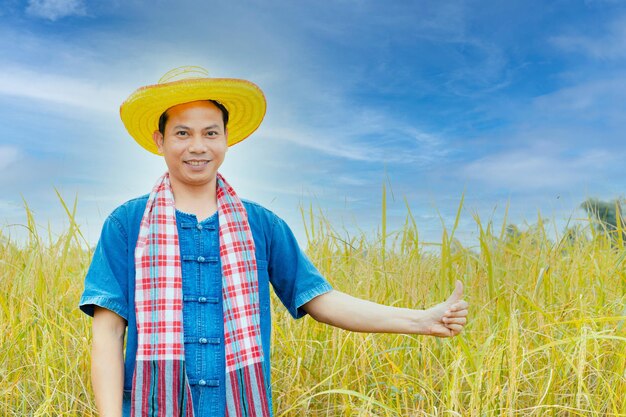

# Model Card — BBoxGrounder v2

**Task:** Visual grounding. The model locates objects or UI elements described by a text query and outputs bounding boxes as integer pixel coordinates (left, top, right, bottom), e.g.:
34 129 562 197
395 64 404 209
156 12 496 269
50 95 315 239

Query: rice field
1 194 625 416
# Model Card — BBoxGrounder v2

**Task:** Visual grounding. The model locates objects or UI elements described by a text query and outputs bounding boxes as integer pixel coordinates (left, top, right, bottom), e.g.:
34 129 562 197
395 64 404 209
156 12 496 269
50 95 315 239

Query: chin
186 175 216 185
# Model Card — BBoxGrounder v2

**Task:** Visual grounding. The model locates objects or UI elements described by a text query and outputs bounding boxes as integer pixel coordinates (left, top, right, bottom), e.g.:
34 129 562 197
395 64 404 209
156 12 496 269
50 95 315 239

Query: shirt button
198 379 207 386
199 337 208 344
197 256 205 262
196 224 203 230
198 296 207 303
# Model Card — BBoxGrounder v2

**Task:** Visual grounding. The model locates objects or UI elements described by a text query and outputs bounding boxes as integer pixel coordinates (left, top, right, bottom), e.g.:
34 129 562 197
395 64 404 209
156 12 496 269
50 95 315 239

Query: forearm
92 331 125 416
91 307 126 417
303 290 427 334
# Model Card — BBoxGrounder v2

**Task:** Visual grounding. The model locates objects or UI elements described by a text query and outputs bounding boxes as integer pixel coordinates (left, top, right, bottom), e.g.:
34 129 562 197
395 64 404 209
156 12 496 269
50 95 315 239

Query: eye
205 131 219 137
176 130 189 136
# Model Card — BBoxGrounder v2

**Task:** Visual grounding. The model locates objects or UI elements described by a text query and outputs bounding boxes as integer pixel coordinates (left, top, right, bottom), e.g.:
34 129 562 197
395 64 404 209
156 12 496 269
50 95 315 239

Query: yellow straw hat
120 66 266 154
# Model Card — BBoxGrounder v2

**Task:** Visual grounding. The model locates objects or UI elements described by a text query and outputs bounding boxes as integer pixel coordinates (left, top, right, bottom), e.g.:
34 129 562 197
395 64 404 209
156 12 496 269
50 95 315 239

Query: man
79 66 469 417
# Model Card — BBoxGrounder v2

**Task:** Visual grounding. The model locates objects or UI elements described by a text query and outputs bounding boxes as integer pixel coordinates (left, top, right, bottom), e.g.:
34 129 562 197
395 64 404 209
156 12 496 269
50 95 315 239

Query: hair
157 100 229 135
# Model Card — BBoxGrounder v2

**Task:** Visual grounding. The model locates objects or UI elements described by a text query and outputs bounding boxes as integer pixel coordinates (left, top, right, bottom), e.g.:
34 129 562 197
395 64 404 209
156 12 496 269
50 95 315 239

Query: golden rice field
1 194 625 416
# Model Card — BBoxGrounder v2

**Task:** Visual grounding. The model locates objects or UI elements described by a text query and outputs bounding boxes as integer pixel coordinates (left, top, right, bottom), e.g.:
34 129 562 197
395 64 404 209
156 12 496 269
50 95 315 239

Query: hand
422 280 469 337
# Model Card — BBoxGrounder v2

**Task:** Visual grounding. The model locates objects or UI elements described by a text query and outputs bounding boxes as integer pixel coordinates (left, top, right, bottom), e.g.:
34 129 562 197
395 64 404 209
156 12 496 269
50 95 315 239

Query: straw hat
120 66 266 154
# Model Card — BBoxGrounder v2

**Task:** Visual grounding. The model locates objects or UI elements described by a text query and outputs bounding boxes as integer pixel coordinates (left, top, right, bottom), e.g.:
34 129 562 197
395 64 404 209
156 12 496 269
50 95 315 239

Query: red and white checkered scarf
131 171 271 417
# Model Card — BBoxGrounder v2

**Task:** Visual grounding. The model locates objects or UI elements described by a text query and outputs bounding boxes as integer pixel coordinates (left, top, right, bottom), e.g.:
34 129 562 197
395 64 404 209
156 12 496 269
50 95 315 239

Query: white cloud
530 77 626 128
265 125 443 164
551 14 626 60
0 145 19 171
534 77 626 111
262 103 448 166
26 0 85 21
0 66 125 113
462 146 613 189
335 175 369 187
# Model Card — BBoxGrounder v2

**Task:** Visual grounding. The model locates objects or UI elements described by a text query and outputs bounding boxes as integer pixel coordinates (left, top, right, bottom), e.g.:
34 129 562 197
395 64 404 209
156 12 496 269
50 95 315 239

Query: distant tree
504 224 522 246
502 218 552 249
559 225 588 250
580 198 625 243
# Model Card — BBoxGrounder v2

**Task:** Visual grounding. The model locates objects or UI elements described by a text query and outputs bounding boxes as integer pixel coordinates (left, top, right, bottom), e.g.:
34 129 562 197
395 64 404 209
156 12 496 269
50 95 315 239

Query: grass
1 192 625 416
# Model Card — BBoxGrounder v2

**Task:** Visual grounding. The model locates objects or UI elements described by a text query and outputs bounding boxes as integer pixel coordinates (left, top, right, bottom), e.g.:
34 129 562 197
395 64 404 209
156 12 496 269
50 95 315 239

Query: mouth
184 160 211 166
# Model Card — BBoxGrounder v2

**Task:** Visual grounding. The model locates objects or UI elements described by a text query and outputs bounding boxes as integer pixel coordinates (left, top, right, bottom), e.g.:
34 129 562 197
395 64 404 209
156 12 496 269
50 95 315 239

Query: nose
188 134 208 153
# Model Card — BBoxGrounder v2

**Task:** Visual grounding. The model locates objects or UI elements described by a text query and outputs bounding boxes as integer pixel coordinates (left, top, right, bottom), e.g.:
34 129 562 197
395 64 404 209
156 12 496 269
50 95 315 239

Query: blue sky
1 0 625 248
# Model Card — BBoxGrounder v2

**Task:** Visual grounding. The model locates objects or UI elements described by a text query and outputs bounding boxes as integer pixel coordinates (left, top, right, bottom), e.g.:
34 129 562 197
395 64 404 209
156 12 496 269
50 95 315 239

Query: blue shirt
78 194 333 416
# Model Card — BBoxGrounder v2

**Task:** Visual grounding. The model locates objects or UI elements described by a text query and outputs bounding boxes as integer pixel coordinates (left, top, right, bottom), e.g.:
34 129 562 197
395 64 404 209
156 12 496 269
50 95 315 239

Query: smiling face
152 100 228 193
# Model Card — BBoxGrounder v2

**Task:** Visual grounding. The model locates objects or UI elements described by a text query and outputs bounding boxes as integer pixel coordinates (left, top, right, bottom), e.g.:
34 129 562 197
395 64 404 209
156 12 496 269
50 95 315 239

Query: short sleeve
268 215 332 319
79 214 130 321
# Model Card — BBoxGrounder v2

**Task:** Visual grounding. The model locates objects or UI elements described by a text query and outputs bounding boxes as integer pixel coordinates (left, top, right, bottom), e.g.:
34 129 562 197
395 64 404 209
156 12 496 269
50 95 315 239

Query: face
152 100 228 191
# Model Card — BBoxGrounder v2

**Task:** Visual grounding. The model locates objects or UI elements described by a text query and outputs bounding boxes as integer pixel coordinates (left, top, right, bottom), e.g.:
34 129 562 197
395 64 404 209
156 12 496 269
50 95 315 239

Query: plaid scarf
131 171 272 417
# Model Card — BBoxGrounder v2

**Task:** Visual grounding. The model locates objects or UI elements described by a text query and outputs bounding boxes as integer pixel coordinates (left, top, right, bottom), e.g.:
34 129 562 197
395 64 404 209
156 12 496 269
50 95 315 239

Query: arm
302 280 469 337
91 306 126 417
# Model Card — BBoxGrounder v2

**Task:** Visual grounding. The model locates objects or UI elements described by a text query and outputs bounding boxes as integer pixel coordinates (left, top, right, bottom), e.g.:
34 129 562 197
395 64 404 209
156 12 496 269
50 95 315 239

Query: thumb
445 280 464 304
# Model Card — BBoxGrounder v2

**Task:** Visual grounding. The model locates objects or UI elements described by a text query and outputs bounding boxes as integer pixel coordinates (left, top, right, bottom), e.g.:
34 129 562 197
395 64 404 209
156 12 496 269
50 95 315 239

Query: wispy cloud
299 1 467 45
266 123 447 165
0 199 23 218
551 14 626 60
262 100 449 165
26 0 86 21
0 66 125 113
533 77 626 123
462 145 614 189
441 38 512 97
0 145 19 171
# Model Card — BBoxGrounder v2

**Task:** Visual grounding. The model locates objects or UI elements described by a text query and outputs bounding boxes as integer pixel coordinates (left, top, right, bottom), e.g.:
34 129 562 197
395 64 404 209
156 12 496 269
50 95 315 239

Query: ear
224 128 229 152
152 131 164 155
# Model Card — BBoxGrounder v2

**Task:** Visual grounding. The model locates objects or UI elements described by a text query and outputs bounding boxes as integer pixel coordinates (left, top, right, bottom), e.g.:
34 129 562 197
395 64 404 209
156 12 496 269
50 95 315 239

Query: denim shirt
78 194 333 416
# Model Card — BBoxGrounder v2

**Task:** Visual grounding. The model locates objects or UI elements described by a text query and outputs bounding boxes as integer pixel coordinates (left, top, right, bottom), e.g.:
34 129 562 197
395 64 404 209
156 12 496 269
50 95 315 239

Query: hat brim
120 78 266 154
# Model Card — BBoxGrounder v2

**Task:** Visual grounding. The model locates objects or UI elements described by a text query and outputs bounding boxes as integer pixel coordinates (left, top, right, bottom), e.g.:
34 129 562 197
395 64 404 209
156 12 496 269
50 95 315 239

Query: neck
168 174 218 217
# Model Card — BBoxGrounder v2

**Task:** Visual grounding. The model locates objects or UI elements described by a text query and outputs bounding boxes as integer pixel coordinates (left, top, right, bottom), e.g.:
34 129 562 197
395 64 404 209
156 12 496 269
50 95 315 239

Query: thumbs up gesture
422 280 469 337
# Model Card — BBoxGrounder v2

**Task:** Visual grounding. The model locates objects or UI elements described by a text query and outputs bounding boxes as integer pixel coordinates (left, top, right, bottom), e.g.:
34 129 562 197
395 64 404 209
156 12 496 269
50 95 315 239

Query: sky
1 0 625 250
